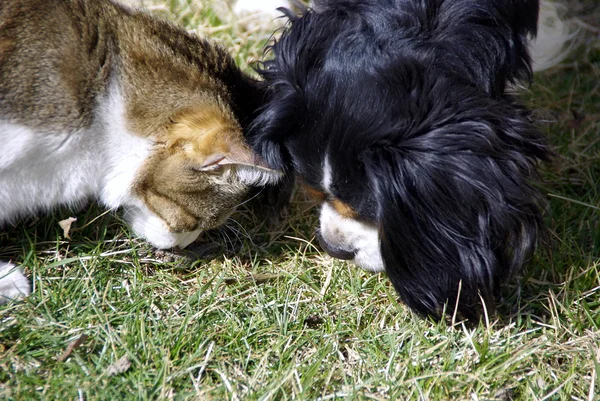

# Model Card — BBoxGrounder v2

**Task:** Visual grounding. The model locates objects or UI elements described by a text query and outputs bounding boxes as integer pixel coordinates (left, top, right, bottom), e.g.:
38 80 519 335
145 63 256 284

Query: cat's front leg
0 262 31 304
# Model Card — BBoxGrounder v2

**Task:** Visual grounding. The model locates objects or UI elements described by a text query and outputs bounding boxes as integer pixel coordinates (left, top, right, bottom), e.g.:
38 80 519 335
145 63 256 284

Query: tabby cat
0 0 280 303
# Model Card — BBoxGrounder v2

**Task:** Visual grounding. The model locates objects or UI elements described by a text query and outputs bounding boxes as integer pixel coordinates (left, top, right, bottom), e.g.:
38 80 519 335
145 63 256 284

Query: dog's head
251 0 549 319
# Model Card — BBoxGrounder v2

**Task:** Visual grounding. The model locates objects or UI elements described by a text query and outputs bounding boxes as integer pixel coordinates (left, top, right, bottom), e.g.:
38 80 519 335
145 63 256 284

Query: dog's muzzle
315 230 356 260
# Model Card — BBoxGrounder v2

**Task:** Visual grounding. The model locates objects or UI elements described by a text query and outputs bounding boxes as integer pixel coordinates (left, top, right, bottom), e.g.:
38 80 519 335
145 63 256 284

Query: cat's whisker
223 227 243 250
224 217 253 243
223 223 245 247
233 187 265 210
217 227 236 252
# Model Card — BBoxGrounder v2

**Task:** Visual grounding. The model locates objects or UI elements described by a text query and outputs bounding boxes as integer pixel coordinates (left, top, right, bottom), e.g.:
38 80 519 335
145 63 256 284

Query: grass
1 0 599 400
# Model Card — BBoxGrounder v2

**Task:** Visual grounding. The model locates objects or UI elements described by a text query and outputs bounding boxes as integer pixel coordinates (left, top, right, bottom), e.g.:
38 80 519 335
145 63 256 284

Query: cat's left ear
200 142 283 186
200 142 278 172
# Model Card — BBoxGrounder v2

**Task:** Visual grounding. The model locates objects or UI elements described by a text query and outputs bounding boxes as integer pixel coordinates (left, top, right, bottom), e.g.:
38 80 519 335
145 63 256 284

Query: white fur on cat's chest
0 86 152 225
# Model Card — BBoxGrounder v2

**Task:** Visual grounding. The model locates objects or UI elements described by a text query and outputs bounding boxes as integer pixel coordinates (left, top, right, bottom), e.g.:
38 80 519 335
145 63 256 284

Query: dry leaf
58 217 77 239
57 334 88 362
106 355 131 376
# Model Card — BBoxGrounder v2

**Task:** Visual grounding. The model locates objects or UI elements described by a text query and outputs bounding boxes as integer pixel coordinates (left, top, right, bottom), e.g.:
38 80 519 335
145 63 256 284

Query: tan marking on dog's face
303 184 327 202
132 104 261 234
302 183 358 219
330 198 358 219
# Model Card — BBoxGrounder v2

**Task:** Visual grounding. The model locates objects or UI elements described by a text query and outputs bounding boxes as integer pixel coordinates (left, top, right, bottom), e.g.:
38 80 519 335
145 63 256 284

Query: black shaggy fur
250 0 549 320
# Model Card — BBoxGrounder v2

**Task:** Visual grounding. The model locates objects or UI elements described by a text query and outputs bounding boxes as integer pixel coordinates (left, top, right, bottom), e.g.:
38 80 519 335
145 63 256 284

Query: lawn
1 1 599 400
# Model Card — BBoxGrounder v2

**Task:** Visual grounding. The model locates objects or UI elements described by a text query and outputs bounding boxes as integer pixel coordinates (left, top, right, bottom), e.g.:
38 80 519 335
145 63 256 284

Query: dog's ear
364 114 547 320
246 87 298 222
429 0 540 94
247 97 294 173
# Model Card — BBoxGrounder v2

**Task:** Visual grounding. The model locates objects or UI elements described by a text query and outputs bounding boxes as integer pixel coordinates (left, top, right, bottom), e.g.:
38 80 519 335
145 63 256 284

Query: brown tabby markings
0 0 285 310
0 0 281 303
1 0 276 239
134 105 259 233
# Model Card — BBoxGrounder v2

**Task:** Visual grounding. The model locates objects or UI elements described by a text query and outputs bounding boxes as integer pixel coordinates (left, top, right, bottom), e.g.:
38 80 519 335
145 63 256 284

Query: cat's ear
199 142 277 172
200 142 283 186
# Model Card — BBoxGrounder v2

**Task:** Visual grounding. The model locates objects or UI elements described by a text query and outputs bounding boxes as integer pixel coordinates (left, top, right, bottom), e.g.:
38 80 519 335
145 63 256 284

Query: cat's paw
0 262 31 305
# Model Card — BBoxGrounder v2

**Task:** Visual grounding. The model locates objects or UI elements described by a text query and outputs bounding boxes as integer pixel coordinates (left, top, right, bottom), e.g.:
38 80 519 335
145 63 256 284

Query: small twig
57 334 89 362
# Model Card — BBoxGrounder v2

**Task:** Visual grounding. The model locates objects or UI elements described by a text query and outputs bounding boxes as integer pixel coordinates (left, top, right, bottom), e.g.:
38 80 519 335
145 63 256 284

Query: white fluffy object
531 1 580 72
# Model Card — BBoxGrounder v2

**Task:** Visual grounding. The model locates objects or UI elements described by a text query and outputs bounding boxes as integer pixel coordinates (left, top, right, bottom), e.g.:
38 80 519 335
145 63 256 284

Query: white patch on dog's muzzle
318 203 384 272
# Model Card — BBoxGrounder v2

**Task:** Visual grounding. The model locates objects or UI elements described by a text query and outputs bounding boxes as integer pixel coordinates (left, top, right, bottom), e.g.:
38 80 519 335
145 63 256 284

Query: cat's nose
315 230 356 260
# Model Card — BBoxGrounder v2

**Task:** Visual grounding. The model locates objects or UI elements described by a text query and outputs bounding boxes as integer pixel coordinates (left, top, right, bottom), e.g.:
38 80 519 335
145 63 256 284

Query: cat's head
114 104 281 249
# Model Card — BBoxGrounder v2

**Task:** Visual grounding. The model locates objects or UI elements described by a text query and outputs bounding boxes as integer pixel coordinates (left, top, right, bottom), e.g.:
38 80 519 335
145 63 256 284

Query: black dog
251 0 558 320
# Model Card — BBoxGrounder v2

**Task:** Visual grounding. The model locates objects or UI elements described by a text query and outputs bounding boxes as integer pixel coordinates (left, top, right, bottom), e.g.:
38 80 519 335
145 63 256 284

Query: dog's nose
315 231 356 260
